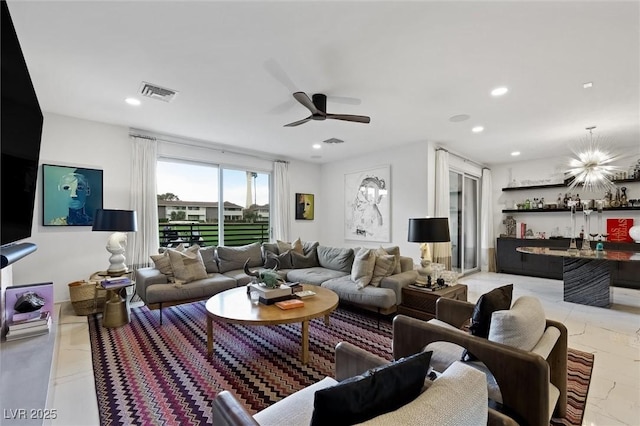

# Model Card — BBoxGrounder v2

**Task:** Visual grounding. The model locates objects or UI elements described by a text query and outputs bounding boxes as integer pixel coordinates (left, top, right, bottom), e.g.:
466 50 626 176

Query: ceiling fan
284 92 370 127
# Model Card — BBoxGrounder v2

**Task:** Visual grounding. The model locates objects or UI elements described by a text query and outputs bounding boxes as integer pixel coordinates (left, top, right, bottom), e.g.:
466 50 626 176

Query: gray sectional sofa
135 241 417 322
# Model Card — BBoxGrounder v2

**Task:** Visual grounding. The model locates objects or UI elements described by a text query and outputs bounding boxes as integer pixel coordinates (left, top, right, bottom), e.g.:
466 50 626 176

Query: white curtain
480 168 496 271
434 149 452 269
272 160 291 241
128 136 159 270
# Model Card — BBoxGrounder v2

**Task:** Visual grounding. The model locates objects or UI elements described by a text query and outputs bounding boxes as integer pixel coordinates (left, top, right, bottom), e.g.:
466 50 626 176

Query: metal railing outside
159 222 269 247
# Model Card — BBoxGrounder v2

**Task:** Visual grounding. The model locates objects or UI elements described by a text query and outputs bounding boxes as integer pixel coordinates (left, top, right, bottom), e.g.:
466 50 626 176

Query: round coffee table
205 284 339 364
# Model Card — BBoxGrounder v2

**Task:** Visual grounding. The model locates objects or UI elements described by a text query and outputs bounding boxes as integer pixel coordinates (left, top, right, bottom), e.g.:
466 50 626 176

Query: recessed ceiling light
583 82 593 89
312 144 322 149
449 114 470 123
491 87 508 97
472 126 484 133
125 97 141 106
511 151 521 156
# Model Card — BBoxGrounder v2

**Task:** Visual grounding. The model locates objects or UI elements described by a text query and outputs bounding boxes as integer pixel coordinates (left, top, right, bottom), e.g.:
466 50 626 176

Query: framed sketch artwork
344 165 390 242
42 164 103 226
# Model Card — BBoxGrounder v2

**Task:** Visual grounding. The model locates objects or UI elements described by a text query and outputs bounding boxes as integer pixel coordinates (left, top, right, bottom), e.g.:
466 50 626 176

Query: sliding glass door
449 171 479 275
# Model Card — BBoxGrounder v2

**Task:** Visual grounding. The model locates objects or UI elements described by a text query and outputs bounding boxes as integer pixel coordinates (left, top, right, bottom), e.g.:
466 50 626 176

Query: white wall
491 157 640 240
319 141 435 264
12 113 132 302
11 113 323 302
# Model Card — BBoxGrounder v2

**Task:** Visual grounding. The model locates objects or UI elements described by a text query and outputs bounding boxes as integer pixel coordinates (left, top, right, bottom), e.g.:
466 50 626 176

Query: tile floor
47 272 640 426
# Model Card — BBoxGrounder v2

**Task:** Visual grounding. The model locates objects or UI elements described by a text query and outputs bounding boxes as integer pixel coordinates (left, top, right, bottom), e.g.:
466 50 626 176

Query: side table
398 284 468 321
91 271 134 328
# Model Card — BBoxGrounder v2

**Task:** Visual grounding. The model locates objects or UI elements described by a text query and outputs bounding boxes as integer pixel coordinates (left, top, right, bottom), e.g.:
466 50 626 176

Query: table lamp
92 209 138 274
408 217 450 286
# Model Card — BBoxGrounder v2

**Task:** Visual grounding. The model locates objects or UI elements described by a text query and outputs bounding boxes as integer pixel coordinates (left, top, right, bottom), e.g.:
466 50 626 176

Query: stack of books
6 310 51 341
101 276 132 289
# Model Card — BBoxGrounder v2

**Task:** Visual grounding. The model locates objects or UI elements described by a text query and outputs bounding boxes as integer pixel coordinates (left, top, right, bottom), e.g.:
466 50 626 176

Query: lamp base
105 232 128 275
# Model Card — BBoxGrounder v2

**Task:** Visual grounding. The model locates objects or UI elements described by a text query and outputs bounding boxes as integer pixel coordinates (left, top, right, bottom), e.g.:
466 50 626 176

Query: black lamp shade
92 209 138 232
408 218 450 243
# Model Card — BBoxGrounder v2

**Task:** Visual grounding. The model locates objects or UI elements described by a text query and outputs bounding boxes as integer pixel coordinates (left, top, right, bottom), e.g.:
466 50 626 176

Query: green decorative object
243 258 283 289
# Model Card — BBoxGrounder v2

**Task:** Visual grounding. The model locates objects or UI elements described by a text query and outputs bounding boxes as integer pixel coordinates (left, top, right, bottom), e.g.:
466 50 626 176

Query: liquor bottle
579 226 584 239
620 187 628 207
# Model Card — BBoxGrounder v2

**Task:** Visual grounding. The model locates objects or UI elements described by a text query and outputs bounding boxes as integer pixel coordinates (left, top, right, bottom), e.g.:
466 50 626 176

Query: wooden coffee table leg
207 316 213 357
301 320 309 364
324 314 330 326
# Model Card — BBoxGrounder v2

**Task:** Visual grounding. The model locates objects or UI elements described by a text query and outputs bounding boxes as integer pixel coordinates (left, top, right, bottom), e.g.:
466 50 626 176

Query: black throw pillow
463 284 513 361
310 350 432 426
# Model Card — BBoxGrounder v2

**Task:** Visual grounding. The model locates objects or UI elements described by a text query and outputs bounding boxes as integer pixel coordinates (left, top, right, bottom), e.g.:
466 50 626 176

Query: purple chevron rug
89 302 592 425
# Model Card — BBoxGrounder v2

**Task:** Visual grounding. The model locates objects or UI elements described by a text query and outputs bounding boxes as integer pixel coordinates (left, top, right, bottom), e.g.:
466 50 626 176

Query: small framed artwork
295 193 314 220
42 164 103 226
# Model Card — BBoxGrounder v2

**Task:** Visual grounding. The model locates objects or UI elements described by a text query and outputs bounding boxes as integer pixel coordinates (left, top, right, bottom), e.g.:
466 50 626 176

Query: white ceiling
7 1 640 166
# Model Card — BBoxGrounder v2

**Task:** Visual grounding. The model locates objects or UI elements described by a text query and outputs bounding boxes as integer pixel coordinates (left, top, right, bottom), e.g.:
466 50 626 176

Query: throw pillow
310 350 432 426
277 238 304 255
316 246 354 272
302 240 319 255
291 250 319 269
488 296 546 352
150 252 173 276
382 246 402 274
167 244 208 283
217 242 262 273
264 250 293 270
462 284 513 361
199 246 219 273
370 252 396 287
351 248 376 289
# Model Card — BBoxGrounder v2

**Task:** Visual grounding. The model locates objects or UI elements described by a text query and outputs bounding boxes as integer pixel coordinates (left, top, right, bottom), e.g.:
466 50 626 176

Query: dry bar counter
516 247 640 307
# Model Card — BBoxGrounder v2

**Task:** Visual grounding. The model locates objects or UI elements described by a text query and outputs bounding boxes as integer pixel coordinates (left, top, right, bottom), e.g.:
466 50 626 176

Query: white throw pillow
370 248 396 287
488 296 546 351
167 244 208 283
351 248 376 289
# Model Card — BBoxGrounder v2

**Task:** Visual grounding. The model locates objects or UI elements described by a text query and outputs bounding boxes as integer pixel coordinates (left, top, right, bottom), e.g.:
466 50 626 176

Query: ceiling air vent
139 82 178 102
323 138 344 144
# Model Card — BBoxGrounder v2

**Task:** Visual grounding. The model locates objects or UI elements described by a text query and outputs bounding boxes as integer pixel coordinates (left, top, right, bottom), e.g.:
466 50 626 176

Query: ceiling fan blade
292 92 319 114
326 114 371 124
263 58 298 93
284 116 313 127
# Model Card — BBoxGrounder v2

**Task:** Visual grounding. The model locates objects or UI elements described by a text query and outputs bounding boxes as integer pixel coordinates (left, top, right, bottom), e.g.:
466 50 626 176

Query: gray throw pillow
382 246 402 274
264 250 293 270
217 242 262 273
291 250 319 269
317 246 354 272
199 246 218 273
310 350 432 426
351 248 376 289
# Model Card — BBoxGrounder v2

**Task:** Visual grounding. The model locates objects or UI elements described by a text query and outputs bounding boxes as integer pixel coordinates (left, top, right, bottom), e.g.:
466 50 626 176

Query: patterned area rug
88 303 593 425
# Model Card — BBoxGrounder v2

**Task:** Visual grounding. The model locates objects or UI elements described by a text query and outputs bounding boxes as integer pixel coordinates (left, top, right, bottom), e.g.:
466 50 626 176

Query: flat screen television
1 0 43 248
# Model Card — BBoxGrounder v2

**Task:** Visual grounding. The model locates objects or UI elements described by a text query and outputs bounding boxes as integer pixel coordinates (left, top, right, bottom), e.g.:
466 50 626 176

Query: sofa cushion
310 350 432 426
199 246 219 273
217 242 262 273
302 240 319 255
264 250 293 269
322 276 396 309
262 242 279 255
362 361 488 426
286 267 348 285
144 274 236 305
489 296 546 352
382 246 402 274
167 244 208 283
351 248 376 289
291 250 319 268
317 246 354 272
253 377 338 426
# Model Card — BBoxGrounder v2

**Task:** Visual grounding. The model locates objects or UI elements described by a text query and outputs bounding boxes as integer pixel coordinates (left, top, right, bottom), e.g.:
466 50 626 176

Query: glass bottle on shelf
539 197 544 209
620 187 628 207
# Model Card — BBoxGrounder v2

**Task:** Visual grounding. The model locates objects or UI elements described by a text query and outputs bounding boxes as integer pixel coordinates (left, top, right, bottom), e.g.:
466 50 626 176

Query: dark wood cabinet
398 284 468 321
496 237 640 289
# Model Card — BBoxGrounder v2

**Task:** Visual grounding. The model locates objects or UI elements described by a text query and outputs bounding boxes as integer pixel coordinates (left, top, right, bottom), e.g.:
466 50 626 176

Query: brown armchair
393 297 568 426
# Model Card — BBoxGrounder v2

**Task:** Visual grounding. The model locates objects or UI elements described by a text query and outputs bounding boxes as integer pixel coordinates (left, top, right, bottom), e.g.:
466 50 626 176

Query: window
156 159 270 247
449 170 479 275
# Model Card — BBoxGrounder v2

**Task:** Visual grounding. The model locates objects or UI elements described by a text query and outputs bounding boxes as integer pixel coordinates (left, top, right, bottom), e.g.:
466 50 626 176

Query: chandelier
566 126 620 193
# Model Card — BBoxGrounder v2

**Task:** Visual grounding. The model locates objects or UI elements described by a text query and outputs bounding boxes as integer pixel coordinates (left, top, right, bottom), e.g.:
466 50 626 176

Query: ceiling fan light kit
284 92 370 127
